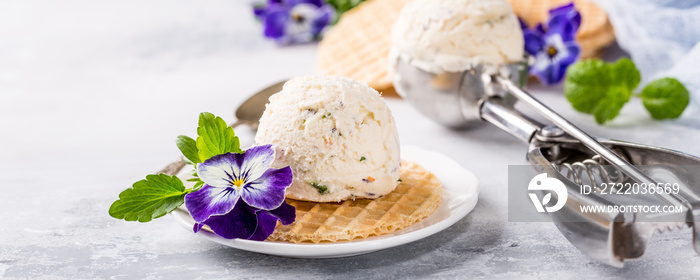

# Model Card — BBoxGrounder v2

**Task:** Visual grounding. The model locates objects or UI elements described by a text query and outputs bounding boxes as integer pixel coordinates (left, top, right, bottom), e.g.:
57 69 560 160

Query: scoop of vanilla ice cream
255 76 401 202
390 0 524 74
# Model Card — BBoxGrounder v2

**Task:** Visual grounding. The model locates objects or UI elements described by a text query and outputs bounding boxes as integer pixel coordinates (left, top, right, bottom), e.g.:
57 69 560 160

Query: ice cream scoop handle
157 158 186 176
497 77 684 206
480 97 542 143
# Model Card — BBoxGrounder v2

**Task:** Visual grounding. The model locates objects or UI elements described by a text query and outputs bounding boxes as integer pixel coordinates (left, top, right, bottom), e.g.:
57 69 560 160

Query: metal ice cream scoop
393 56 700 267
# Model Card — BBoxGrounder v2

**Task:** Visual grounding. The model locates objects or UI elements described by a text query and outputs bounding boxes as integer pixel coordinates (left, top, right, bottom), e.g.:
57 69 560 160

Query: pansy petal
286 0 324 7
248 200 296 241
193 223 204 233
253 4 267 18
533 68 555 86
185 184 239 223
531 52 555 85
549 3 574 17
547 5 580 42
241 166 293 210
284 3 316 44
310 5 334 36
201 198 259 239
197 153 241 189
549 3 581 30
519 18 545 55
264 7 289 39
531 51 551 72
518 18 528 29
551 19 579 42
535 23 546 35
549 61 565 85
268 200 296 225
238 145 276 183
247 210 280 241
570 12 581 30
545 33 568 55
547 14 566 33
559 43 581 66
523 30 545 55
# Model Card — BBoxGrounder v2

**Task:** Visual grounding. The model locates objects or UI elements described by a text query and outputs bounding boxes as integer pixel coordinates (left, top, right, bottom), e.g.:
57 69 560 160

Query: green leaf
310 182 328 194
196 112 242 161
109 174 189 222
564 58 639 124
564 59 611 113
592 88 628 124
639 77 690 119
176 135 200 164
611 58 641 90
326 0 366 22
193 180 204 191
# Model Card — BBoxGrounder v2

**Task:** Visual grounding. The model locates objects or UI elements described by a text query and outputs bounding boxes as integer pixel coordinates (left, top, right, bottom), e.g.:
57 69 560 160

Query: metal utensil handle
155 120 246 176
497 77 686 207
480 97 543 143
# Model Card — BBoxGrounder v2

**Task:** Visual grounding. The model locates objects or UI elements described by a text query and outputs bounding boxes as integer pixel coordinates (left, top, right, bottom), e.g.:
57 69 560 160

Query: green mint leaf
176 135 201 164
592 89 628 124
564 59 611 113
564 58 639 124
196 112 242 162
639 77 690 119
109 174 189 222
611 58 641 91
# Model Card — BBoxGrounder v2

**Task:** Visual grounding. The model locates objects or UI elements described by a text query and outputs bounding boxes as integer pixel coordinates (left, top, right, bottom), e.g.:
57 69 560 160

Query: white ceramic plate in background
171 145 479 258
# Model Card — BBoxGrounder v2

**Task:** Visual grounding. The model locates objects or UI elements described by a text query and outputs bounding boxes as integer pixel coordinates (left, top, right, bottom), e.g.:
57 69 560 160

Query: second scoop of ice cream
255 76 401 202
390 0 524 74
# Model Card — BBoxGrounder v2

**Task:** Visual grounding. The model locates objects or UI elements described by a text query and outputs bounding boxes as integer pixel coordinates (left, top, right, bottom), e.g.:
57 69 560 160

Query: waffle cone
317 0 411 96
269 161 442 243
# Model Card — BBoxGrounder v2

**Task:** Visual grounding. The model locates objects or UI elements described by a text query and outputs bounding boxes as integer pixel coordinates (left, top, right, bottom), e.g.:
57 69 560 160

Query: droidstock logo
528 173 568 213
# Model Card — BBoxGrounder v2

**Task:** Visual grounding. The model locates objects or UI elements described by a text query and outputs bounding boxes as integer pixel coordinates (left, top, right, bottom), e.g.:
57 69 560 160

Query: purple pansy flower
521 3 581 85
185 145 295 240
254 0 335 45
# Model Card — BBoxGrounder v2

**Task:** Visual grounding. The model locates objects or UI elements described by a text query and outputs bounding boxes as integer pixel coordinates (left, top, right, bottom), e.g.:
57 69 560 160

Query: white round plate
171 145 479 258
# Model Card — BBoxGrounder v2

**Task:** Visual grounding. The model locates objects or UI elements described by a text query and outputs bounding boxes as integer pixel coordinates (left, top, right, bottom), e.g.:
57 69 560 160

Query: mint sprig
109 174 192 222
195 112 242 162
176 112 242 166
110 112 244 223
564 58 689 124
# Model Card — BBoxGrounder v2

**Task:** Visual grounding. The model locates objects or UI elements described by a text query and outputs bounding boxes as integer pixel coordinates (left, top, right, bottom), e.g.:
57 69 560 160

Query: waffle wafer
318 0 411 96
269 161 442 243
507 0 615 59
